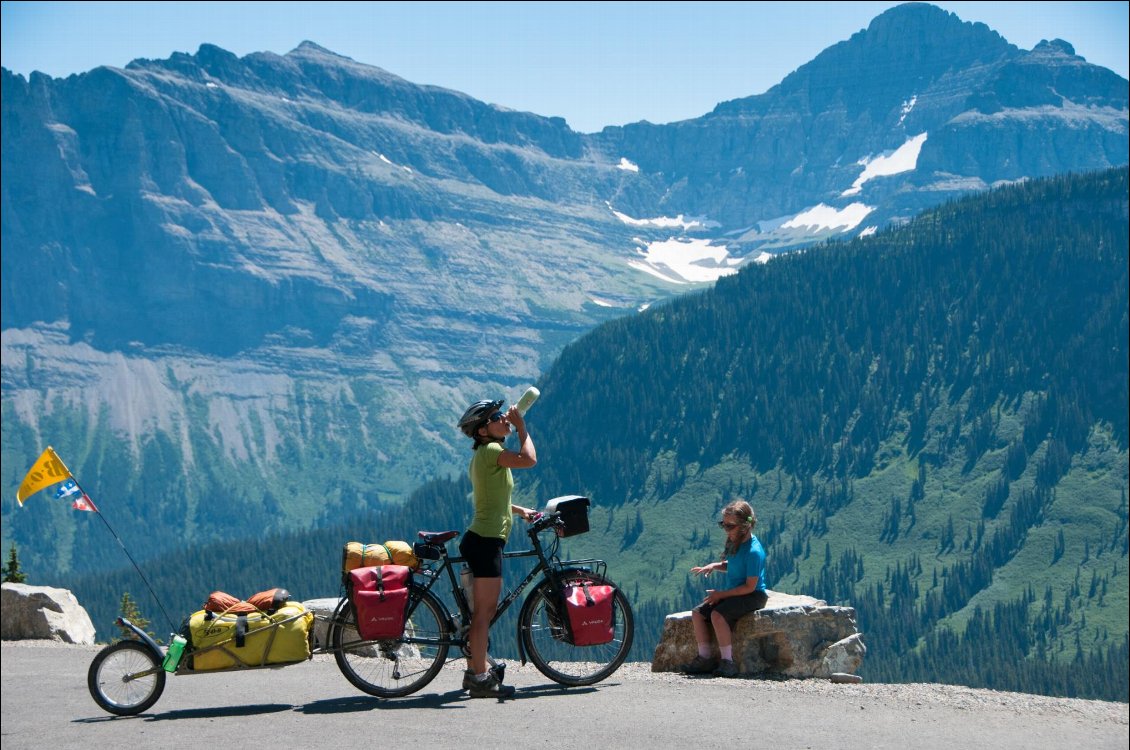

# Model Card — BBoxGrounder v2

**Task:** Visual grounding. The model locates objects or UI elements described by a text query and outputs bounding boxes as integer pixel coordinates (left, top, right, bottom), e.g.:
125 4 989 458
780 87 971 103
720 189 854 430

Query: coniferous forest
59 168 1128 702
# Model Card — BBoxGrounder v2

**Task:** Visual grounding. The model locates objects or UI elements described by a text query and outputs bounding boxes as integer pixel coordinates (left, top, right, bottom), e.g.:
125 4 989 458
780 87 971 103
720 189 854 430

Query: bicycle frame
410 517 608 666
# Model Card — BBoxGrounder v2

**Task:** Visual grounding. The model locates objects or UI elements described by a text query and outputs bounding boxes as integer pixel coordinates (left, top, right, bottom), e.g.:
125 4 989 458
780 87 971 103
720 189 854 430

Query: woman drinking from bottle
456 398 538 698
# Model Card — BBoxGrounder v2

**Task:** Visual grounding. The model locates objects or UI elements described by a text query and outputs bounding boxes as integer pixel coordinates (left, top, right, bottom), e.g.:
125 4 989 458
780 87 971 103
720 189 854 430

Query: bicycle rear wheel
87 639 166 715
330 585 451 698
519 570 634 686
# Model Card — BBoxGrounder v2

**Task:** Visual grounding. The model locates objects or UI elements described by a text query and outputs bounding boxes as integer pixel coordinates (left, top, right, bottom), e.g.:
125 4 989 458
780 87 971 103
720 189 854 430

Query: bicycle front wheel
519 570 634 687
87 639 166 715
330 585 451 698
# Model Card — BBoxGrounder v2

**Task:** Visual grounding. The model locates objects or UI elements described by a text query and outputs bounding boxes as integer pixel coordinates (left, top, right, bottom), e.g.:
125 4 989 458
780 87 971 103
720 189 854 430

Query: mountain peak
288 40 350 60
710 2 1016 120
1033 38 1076 57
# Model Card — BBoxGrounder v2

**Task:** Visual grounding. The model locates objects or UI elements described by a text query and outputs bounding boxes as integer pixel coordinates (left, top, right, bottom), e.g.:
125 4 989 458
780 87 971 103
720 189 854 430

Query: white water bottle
515 386 540 416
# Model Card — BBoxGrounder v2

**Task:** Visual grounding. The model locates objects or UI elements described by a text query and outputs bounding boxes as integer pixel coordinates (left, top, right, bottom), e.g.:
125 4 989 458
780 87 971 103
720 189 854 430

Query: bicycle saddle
418 530 459 544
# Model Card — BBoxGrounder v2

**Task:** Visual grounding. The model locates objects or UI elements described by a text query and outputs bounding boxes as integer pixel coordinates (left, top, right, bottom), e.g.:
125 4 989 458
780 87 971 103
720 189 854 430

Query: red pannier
349 565 411 640
563 580 616 646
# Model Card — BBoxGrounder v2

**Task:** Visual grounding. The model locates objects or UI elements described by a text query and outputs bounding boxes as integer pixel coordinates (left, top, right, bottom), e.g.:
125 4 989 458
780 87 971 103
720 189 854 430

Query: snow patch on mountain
898 95 918 126
842 133 928 196
782 203 874 231
617 157 640 172
609 204 719 231
628 238 741 284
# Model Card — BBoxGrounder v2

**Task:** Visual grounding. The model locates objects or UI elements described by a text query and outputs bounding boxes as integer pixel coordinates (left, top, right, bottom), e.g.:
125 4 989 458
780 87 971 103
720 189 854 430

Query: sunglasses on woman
718 521 740 531
487 412 506 423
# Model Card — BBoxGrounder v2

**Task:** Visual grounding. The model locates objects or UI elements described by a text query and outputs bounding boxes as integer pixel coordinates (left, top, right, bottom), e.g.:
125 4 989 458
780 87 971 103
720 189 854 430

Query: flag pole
52 453 177 633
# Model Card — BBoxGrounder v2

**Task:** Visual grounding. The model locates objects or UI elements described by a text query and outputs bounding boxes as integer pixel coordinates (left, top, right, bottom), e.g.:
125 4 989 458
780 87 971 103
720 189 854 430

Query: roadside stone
301 597 341 649
1 582 97 645
651 590 864 678
831 672 865 684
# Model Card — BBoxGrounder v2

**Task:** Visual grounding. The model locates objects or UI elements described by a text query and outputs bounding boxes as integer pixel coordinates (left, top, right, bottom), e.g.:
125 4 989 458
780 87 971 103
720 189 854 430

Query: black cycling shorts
693 589 768 628
459 530 505 578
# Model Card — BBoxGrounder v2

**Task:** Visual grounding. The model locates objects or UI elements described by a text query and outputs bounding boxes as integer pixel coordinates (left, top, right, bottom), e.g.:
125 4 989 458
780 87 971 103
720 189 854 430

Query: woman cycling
457 398 538 698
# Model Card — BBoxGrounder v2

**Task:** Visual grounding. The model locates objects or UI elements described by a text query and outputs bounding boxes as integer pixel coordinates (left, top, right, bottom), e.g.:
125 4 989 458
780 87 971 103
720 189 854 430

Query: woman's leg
468 576 503 675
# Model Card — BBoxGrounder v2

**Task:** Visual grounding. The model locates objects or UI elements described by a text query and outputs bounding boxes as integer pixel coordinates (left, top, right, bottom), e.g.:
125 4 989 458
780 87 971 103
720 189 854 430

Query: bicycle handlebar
527 511 564 535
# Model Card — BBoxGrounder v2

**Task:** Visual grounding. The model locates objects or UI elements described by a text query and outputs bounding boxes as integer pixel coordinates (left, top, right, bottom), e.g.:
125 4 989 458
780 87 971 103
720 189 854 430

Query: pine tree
117 592 156 642
2 543 28 583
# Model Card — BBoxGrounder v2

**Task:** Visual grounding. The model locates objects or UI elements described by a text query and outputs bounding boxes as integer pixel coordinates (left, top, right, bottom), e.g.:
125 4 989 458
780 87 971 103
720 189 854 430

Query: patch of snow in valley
782 203 873 232
617 157 640 172
859 226 878 238
628 238 742 284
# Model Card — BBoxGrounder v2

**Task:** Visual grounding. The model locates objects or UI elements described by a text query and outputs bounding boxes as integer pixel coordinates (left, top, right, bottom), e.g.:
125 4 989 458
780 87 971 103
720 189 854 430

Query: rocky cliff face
2 3 1126 577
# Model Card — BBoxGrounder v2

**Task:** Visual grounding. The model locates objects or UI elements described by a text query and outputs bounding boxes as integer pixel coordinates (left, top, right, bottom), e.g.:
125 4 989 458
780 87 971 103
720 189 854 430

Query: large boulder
651 590 865 678
1 583 97 645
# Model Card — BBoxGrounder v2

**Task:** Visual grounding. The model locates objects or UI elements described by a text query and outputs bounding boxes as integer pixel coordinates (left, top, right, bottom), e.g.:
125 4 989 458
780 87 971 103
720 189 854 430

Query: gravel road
2 641 1125 749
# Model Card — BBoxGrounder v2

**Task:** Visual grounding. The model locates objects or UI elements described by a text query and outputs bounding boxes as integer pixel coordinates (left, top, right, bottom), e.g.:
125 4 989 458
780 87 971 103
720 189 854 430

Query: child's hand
691 562 716 576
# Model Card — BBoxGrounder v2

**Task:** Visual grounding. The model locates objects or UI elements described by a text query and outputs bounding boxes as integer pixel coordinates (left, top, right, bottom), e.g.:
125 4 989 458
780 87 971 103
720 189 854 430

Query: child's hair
722 499 756 529
721 499 756 558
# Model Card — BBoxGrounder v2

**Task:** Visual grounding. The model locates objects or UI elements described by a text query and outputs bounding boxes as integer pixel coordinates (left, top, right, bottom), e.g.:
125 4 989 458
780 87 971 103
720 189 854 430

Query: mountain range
2 2 1128 583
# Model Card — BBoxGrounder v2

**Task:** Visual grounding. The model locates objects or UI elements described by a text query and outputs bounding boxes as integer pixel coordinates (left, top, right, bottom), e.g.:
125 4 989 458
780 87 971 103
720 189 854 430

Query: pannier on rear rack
340 540 417 641
545 495 590 537
348 565 411 640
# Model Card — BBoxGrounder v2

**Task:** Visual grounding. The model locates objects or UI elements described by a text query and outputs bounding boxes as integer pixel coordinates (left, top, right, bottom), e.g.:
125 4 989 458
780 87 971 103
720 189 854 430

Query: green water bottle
162 634 187 672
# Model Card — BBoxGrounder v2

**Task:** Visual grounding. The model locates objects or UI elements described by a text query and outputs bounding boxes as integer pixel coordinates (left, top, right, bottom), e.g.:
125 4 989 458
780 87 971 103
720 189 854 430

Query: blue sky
2 1 1127 133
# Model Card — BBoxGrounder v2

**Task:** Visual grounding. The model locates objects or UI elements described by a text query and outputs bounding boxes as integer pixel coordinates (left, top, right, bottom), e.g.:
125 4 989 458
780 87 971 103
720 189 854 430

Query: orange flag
16 447 73 506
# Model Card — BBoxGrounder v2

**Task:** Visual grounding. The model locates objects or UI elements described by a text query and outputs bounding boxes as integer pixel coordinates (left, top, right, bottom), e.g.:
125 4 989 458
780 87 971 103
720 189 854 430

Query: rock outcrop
1 583 97 645
651 590 865 679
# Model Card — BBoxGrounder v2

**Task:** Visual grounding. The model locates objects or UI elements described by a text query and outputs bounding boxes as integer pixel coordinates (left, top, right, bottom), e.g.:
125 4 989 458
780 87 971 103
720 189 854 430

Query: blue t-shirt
725 536 767 592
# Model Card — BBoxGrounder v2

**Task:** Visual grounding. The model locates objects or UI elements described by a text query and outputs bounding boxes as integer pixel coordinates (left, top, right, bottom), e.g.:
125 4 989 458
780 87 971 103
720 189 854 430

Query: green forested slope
56 168 1128 701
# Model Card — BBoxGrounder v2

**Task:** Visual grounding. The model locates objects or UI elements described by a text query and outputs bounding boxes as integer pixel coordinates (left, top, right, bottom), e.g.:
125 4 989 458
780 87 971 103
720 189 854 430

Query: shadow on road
513 683 603 698
73 703 294 723
298 682 604 712
145 703 294 721
300 690 464 713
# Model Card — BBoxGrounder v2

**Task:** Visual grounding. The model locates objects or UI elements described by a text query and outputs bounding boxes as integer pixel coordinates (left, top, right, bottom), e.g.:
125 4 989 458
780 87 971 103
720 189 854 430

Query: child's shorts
693 589 768 628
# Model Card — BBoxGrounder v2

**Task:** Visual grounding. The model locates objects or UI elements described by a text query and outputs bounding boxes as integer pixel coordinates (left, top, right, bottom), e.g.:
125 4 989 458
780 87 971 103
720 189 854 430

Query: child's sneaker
714 659 739 678
680 655 718 674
